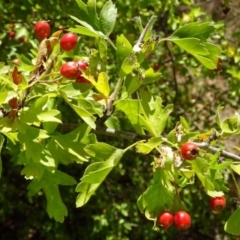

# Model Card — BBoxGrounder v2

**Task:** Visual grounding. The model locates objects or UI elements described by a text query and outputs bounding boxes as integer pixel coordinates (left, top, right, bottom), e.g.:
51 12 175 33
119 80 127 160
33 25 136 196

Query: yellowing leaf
51 30 63 38
95 72 110 98
81 71 97 85
231 164 240 175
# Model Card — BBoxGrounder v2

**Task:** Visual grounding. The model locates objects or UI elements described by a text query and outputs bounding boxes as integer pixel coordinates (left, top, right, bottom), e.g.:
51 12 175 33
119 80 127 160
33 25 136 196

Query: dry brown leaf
11 66 22 85
31 37 58 77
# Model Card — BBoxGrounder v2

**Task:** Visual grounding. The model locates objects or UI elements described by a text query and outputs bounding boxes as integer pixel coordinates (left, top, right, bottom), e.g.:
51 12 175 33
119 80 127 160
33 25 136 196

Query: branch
58 123 240 162
194 142 240 162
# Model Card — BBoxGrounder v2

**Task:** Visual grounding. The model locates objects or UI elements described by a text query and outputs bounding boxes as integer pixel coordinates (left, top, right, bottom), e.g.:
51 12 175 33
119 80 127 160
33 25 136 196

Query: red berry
60 61 80 79
75 60 88 70
8 97 18 109
9 31 15 39
18 37 25 43
60 32 78 51
210 196 226 212
181 142 199 160
34 20 51 39
152 64 160 72
157 211 174 229
75 75 90 84
174 211 191 230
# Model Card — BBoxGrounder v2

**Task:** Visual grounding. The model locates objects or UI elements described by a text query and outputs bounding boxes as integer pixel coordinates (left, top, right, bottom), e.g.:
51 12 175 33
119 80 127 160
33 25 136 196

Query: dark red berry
60 61 80 79
210 196 226 212
60 32 78 51
181 142 199 160
75 60 88 70
75 75 90 84
9 31 16 39
34 20 51 39
174 211 191 230
157 211 174 229
152 64 160 72
18 37 25 43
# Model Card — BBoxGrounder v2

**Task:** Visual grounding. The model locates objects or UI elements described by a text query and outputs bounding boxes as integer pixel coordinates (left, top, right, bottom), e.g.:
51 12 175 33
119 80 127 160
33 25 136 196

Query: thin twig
165 42 178 105
57 123 240 162
133 15 157 52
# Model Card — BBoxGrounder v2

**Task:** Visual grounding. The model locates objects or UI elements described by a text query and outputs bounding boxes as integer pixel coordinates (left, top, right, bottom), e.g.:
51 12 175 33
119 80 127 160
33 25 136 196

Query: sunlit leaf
225 207 240 235
99 0 117 36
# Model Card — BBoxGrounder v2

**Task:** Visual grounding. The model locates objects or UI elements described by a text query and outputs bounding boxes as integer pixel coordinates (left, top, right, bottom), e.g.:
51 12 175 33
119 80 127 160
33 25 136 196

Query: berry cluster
157 211 191 230
33 20 90 84
60 59 90 83
158 196 226 230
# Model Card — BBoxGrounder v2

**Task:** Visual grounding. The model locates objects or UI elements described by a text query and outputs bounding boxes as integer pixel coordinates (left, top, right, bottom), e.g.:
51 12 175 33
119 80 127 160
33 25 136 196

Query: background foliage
1 0 240 239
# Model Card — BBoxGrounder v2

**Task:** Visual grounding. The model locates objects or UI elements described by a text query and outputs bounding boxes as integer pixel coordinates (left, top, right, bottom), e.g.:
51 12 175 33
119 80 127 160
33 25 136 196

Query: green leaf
221 117 240 135
76 147 125 207
124 74 141 94
27 178 45 197
70 15 103 37
54 131 89 163
85 142 118 159
116 34 133 70
119 53 140 77
231 164 240 175
69 26 98 38
99 0 117 36
225 207 240 235
53 170 77 185
136 137 162 154
165 22 222 69
21 162 44 179
116 99 145 135
43 184 67 222
137 182 174 220
170 22 215 40
180 116 190 132
0 134 4 177
193 54 217 69
142 68 161 85
137 36 159 63
98 37 107 60
17 127 48 162
76 182 101 207
70 104 96 129
215 105 224 127
140 97 173 136
96 72 110 97
38 109 62 123
0 92 8 104
169 38 208 55
87 0 99 28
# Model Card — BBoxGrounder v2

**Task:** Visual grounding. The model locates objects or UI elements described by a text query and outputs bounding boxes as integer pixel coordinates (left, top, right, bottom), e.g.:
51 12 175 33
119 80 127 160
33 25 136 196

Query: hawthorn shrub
0 0 240 239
